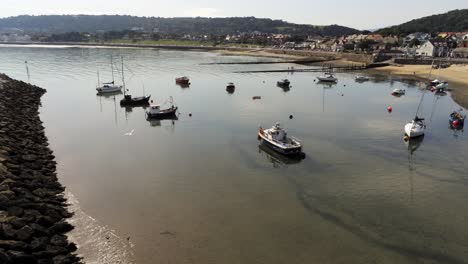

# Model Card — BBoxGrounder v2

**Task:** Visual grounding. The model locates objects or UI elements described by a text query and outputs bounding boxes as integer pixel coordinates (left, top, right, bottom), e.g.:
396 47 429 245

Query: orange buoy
403 135 409 142
387 106 393 113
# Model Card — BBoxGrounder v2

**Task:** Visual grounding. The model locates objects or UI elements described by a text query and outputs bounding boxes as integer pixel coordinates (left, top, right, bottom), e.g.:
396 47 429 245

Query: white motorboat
146 104 178 119
355 75 369 81
317 72 337 82
392 88 406 95
96 55 123 94
430 79 440 86
404 117 426 138
258 123 302 155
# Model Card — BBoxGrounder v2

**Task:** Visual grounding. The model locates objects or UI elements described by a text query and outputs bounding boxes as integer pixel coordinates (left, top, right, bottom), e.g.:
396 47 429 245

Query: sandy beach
372 64 468 108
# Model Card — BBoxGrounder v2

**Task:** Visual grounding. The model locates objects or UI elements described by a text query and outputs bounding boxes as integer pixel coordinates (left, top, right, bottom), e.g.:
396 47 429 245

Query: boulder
7 250 38 264
50 234 68 247
16 225 34 241
0 240 28 250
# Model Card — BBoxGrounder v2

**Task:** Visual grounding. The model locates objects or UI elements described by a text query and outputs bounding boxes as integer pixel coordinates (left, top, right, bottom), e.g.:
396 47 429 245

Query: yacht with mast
404 91 426 138
96 55 123 94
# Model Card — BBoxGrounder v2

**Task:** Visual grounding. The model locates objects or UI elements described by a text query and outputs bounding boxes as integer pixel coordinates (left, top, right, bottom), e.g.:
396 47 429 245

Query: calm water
1 45 468 264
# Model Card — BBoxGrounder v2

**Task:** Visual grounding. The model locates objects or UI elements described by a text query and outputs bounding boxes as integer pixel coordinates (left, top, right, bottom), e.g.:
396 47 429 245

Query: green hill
0 15 359 37
378 9 468 35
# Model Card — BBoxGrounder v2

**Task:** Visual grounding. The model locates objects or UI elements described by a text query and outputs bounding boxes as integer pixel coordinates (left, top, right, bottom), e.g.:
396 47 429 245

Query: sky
0 0 466 30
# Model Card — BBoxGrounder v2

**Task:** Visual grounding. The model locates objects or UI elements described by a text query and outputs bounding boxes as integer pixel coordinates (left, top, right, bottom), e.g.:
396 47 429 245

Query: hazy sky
0 0 466 29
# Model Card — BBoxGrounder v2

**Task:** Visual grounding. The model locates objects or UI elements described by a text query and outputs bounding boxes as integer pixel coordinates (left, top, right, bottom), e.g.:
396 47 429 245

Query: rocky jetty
0 74 81 264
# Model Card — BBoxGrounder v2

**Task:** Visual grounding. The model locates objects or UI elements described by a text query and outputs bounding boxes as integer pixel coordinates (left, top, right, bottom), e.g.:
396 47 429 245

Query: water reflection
404 136 424 155
176 83 190 89
146 116 178 127
96 91 123 98
226 86 235 94
258 142 304 168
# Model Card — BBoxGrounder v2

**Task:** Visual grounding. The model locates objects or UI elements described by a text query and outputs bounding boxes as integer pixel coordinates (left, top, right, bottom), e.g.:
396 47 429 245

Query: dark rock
38 259 54 264
7 206 24 217
31 236 48 251
22 154 37 162
32 188 49 198
49 221 74 234
36 216 55 227
7 250 38 264
0 248 11 263
1 223 17 239
50 234 68 247
10 217 28 229
52 254 79 264
30 223 49 236
16 225 34 241
0 240 28 250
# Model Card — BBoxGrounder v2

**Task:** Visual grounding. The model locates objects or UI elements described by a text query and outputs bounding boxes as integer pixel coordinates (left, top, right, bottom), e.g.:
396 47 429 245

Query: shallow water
1 45 468 264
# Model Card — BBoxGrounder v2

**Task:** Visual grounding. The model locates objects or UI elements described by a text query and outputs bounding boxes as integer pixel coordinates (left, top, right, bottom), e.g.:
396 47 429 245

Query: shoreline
370 64 468 108
1 41 466 107
0 74 80 263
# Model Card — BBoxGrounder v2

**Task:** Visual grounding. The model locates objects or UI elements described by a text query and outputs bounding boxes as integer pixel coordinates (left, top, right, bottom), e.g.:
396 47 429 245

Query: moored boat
449 110 466 128
391 88 406 96
258 123 302 156
317 72 337 82
96 82 123 93
175 76 190 85
120 94 151 106
277 79 290 87
435 81 448 90
355 75 369 81
405 116 426 138
146 104 178 119
226 82 235 89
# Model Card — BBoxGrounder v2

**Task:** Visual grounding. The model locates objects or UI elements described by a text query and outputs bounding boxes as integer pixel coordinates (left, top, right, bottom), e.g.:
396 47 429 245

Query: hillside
378 9 468 35
0 15 359 37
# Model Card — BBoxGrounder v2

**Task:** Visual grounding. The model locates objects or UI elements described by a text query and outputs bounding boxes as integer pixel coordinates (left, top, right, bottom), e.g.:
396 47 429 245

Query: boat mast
414 90 426 119
121 56 126 93
111 55 115 84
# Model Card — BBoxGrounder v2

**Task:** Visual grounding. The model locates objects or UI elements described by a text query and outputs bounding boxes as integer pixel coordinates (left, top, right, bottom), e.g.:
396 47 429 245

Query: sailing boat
96 55 123 94
118 56 151 106
404 90 426 138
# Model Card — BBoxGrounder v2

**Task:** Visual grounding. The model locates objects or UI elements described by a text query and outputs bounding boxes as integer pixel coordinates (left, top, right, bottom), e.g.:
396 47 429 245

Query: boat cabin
270 123 288 142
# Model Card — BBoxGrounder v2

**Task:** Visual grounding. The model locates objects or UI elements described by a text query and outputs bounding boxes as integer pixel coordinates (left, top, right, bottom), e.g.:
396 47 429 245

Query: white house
416 41 435 56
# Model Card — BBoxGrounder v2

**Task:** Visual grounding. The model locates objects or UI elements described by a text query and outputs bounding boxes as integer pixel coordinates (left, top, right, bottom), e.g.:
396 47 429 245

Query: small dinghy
175 76 190 85
120 94 151 106
146 104 178 119
277 79 290 87
405 116 426 138
317 72 337 82
392 88 406 96
355 75 369 81
449 110 466 128
226 82 235 89
258 123 302 156
430 79 440 86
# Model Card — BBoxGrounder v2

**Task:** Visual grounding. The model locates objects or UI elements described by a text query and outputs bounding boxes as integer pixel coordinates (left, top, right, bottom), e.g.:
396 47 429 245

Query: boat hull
146 107 178 119
120 95 151 106
96 86 123 93
317 77 337 82
258 132 302 156
405 123 425 138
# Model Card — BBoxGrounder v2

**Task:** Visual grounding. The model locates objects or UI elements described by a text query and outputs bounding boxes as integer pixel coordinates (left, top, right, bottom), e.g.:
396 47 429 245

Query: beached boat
317 72 337 82
258 123 302 156
226 82 235 89
277 79 290 87
120 94 151 106
175 76 190 85
146 104 178 119
96 56 123 94
430 79 440 86
450 110 466 128
392 88 406 96
355 75 369 81
405 117 426 138
435 81 448 90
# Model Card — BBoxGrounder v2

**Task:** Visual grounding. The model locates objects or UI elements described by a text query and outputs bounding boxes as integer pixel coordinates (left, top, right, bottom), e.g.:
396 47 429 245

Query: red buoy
452 120 459 127
387 106 393 113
